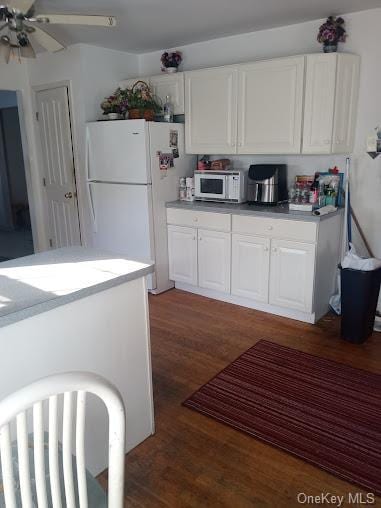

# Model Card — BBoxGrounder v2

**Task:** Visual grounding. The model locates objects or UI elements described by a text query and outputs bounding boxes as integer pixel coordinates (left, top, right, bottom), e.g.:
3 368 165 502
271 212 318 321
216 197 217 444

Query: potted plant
161 50 182 73
121 81 162 121
100 89 129 120
317 16 347 53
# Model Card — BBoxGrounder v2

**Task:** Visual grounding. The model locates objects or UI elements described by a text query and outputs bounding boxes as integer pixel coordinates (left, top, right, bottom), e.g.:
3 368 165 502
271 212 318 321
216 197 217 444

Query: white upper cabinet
332 54 360 154
302 54 337 154
302 53 360 154
149 73 185 115
185 67 238 154
237 57 305 154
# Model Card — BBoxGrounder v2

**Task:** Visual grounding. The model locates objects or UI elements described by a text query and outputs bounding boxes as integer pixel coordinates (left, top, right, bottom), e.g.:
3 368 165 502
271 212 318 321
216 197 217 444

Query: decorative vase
165 66 178 73
323 42 338 53
106 112 122 120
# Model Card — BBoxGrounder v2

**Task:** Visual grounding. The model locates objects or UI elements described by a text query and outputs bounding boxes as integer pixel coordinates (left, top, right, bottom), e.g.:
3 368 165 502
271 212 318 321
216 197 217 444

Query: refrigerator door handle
87 181 97 233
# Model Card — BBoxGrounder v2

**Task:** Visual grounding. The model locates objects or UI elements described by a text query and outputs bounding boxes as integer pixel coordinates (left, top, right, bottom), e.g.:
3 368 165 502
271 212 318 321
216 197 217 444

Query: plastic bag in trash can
329 244 381 315
341 243 381 271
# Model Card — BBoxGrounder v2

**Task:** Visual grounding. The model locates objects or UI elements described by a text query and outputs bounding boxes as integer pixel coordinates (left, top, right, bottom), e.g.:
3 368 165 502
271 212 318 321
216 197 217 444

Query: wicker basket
128 108 155 121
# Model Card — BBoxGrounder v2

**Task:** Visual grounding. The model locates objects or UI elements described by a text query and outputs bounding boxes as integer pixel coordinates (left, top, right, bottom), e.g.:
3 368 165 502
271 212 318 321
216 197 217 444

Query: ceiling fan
0 0 116 63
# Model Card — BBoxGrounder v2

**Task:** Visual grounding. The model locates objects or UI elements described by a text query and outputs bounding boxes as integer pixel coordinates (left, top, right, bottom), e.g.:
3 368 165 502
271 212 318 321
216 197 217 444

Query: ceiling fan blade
30 26 64 52
35 14 116 27
6 0 35 13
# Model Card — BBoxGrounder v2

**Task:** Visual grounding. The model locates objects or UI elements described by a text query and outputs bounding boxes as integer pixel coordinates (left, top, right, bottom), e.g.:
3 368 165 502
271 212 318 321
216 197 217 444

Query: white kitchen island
0 247 155 475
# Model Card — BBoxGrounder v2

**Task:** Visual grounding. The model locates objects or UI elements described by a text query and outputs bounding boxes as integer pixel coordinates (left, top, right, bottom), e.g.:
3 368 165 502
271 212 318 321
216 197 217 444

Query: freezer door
87 120 151 184
89 182 156 289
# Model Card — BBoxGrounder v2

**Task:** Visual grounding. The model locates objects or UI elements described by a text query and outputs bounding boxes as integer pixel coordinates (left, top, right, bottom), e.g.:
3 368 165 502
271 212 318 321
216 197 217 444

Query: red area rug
183 340 381 494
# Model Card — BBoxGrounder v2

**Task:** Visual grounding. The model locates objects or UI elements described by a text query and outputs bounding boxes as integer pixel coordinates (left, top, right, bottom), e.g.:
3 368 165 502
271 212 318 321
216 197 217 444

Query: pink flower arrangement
317 16 346 45
161 50 182 70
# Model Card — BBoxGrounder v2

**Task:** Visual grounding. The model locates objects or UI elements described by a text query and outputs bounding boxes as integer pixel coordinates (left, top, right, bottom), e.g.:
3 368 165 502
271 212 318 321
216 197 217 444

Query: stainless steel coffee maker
247 164 288 205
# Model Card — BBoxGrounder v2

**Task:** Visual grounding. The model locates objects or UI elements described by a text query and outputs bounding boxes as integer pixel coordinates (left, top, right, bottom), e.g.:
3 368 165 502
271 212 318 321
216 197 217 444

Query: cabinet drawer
232 215 317 243
167 208 231 232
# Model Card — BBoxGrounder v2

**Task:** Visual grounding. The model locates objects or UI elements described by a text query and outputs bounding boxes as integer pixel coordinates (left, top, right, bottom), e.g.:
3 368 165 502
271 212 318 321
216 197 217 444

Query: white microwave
194 170 247 203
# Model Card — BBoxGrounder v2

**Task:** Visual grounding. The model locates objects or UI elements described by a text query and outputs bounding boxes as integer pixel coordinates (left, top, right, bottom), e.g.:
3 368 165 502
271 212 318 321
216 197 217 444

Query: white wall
27 44 139 247
140 8 381 261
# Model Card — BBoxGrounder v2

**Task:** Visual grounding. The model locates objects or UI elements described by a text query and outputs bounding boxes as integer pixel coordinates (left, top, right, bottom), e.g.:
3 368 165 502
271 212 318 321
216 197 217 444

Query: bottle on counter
163 95 173 123
309 173 319 204
179 177 186 201
185 177 195 202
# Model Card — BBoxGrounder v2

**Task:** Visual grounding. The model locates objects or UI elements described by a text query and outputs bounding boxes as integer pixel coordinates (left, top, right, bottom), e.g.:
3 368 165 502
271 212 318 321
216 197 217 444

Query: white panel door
269 239 315 312
168 225 197 285
185 67 238 154
149 73 185 115
332 54 360 154
231 234 270 302
237 57 304 154
198 229 231 293
87 119 150 183
302 54 337 154
36 86 81 248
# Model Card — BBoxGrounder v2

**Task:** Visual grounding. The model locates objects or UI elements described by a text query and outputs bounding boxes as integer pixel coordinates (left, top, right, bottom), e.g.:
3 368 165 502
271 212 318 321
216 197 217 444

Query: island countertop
0 247 154 329
166 200 344 222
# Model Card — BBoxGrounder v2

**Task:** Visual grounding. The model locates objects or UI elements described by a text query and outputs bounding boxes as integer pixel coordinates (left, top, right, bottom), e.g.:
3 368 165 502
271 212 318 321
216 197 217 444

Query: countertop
166 200 343 222
0 247 154 329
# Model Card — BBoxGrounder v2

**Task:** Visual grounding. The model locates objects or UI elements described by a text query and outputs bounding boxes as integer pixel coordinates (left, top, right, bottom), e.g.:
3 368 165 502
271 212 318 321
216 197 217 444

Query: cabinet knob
238 141 242 147
272 247 277 253
264 246 269 252
194 217 198 222
267 225 273 231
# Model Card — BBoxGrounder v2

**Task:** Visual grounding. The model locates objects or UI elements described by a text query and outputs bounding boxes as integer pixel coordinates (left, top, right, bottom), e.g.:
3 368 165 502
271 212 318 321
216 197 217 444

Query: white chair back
0 372 125 508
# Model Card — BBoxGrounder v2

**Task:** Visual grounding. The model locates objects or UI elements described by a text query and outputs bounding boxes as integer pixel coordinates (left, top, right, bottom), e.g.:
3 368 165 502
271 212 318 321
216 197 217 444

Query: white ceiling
34 0 380 53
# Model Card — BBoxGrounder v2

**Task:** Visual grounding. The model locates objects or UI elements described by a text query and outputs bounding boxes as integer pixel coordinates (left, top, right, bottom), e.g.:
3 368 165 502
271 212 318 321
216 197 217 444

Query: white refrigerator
86 119 195 293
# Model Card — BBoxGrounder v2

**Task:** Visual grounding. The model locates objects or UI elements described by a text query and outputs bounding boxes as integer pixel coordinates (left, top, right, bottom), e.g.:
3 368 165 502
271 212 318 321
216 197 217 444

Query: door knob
64 192 73 199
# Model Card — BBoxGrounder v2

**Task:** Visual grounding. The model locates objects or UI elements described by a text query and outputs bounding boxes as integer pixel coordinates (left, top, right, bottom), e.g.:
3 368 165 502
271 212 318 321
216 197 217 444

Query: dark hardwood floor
99 289 381 507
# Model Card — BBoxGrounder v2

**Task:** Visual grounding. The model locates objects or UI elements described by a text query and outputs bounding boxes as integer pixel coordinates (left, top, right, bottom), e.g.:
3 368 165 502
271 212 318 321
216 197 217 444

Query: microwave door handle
225 175 230 200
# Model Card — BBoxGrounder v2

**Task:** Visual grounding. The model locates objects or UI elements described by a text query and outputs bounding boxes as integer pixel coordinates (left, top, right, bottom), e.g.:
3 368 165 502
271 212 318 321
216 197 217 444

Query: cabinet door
198 229 231 293
231 234 270 302
269 239 315 313
302 54 337 154
149 73 185 115
237 57 304 154
332 54 360 154
185 67 238 154
168 225 197 285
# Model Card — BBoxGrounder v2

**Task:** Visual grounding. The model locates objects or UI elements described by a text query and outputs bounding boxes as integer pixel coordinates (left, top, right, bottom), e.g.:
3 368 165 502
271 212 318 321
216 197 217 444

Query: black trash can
340 265 381 343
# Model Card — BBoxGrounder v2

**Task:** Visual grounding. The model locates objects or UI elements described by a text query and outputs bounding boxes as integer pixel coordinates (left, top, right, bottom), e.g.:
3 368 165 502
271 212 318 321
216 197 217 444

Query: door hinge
42 177 46 187
35 111 39 121
49 239 53 248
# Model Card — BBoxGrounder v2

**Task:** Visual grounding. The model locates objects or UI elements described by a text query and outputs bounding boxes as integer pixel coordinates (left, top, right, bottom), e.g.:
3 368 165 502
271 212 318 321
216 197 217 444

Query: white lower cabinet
231 234 270 301
198 229 231 293
269 239 315 312
167 208 342 323
168 225 197 285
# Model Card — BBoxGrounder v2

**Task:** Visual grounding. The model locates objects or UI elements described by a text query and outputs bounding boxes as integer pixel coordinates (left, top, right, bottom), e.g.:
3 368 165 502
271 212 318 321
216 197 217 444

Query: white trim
175 282 316 324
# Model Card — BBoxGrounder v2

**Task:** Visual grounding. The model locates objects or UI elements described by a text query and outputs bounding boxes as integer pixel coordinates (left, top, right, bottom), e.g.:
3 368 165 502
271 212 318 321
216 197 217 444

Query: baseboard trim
174 283 316 324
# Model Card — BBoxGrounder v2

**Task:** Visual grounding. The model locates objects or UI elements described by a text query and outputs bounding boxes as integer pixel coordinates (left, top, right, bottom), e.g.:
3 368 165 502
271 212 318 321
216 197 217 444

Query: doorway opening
0 90 34 261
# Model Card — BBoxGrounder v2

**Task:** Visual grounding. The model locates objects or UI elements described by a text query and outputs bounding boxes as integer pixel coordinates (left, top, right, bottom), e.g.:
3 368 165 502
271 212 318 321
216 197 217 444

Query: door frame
32 80 82 246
